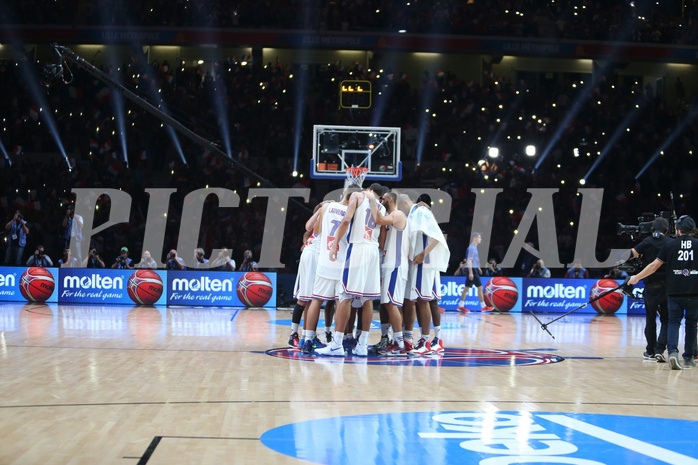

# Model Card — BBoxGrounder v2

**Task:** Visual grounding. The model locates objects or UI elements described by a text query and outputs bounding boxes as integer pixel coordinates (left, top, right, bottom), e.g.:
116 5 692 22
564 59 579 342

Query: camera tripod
530 278 631 339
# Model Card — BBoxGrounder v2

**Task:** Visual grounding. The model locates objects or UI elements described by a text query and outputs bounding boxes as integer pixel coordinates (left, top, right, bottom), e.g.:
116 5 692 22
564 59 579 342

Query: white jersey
316 202 349 279
346 193 384 246
304 232 320 254
407 204 429 259
382 220 409 276
293 234 320 302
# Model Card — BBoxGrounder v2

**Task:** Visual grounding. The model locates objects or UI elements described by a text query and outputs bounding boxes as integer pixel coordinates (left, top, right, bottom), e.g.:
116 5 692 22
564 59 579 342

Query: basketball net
344 166 369 189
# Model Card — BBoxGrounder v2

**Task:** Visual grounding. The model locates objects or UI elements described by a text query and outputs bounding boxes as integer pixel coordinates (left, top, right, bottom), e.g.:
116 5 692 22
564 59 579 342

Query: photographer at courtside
484 258 503 277
239 249 258 272
629 215 698 370
528 259 551 278
111 246 134 269
165 249 185 270
4 211 29 266
84 248 105 268
26 244 53 267
629 217 672 362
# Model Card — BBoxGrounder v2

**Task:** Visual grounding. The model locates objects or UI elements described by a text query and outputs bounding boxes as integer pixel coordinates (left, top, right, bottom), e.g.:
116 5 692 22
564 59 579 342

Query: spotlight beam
292 64 310 173
537 15 638 170
13 46 72 170
51 44 265 185
635 106 698 180
208 77 233 158
0 138 10 166
369 52 400 127
51 44 311 213
415 83 437 164
584 101 645 181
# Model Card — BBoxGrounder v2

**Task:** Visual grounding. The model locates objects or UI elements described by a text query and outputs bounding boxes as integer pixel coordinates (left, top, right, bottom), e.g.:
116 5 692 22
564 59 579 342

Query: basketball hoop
345 166 369 188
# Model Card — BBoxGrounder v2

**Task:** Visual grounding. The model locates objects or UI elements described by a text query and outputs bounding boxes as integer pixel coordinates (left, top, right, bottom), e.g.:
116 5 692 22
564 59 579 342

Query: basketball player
319 185 385 357
305 188 357 356
373 190 409 354
457 232 495 313
415 193 446 353
289 202 325 348
398 193 451 355
351 183 389 349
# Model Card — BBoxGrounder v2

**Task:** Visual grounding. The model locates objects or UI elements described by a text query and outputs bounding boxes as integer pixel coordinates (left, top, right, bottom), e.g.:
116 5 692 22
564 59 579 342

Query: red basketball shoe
481 306 495 312
457 306 470 313
431 337 445 354
403 340 414 354
410 338 433 355
288 332 300 348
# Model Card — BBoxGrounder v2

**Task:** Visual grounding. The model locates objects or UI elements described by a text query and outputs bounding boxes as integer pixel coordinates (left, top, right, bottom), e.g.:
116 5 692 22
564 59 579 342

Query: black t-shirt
657 235 698 296
634 234 673 283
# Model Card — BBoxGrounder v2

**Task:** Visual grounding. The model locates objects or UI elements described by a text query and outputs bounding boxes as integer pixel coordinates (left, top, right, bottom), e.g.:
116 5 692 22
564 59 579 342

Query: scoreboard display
339 80 371 109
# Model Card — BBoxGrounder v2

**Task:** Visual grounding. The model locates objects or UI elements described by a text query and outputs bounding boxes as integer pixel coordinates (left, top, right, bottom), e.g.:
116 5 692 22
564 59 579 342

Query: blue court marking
261 411 698 465
230 309 241 322
265 347 565 367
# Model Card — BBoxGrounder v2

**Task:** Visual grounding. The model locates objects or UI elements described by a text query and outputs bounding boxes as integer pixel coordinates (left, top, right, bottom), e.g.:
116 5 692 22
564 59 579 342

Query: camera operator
83 248 105 268
26 245 53 267
165 249 185 270
628 217 672 362
4 211 29 266
629 215 698 370
239 249 258 272
111 246 134 269
528 259 551 278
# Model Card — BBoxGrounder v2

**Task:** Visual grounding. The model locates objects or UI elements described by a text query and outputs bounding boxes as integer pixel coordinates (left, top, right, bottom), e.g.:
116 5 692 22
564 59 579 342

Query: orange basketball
236 272 273 307
19 267 55 303
590 279 624 314
483 276 518 312
127 270 164 306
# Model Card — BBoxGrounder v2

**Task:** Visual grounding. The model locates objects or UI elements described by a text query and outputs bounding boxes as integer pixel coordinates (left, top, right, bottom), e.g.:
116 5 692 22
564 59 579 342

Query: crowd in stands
3 1 698 45
1 1 698 276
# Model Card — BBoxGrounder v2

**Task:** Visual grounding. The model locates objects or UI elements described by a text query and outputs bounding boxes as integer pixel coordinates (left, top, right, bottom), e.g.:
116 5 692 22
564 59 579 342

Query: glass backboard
311 125 402 180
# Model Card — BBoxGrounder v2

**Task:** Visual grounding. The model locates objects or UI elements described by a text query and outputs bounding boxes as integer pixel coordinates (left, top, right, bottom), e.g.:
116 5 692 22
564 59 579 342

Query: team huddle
288 183 450 357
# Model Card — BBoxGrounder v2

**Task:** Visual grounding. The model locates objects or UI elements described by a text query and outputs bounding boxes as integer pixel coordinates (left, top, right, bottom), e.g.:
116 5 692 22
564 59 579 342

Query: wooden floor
1 303 697 465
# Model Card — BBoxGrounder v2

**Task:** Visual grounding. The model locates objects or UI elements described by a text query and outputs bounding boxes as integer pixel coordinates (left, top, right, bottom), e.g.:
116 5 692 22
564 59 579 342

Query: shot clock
339 80 371 109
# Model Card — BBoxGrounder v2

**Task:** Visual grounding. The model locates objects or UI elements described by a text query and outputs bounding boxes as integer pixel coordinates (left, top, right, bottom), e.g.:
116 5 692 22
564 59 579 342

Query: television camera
616 208 677 277
616 211 675 238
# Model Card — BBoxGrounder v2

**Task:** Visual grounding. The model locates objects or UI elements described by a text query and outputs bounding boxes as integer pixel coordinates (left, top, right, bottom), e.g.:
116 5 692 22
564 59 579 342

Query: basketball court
2 303 697 464
3 127 697 464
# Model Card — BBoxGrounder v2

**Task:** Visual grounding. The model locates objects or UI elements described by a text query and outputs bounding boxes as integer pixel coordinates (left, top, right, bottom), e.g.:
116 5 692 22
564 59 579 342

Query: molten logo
63 274 124 290
526 284 586 299
440 281 467 297
0 273 16 287
171 276 235 292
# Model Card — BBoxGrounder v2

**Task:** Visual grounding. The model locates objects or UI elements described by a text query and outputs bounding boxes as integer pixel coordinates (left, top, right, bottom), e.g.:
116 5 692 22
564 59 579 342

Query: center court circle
260 411 698 465
264 347 564 367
